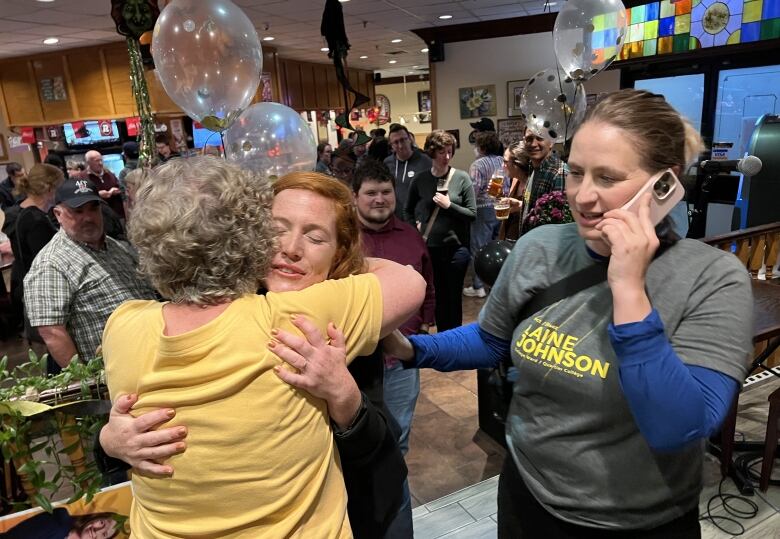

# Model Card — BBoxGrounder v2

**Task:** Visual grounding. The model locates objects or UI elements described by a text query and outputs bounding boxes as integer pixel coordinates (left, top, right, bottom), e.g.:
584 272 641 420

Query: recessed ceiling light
391 38 402 43
36 0 56 3
263 36 275 41
339 0 350 2
408 71 415 74
438 15 453 20
43 37 59 45
547 2 558 5
421 48 429 53
413 65 420 69
359 55 368 59
388 60 397 64
320 47 329 52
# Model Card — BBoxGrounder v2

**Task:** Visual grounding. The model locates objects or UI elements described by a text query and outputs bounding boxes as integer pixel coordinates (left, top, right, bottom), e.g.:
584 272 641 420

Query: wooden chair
701 222 780 491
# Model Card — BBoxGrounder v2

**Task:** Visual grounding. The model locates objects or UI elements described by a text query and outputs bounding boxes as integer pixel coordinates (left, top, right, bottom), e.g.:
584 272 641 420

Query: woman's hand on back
595 193 658 324
270 315 362 429
99 394 187 477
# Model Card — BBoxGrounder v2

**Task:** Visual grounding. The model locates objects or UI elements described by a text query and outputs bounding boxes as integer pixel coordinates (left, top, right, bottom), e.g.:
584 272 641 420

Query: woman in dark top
7 164 62 338
405 129 476 331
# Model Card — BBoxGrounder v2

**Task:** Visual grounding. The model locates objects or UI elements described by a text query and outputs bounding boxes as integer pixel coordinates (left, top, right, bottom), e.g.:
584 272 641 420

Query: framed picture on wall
458 85 496 119
417 90 432 123
497 118 526 148
507 80 529 117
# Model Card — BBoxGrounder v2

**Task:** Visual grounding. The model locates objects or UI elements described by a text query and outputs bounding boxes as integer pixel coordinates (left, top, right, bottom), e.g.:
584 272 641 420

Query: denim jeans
384 362 420 455
383 363 420 538
470 205 501 290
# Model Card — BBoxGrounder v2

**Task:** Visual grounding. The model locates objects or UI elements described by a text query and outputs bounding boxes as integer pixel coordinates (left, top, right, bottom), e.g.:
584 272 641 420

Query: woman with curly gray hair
100 156 425 538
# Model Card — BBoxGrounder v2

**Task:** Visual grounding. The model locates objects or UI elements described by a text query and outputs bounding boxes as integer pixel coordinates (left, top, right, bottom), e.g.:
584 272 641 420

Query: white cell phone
621 168 684 225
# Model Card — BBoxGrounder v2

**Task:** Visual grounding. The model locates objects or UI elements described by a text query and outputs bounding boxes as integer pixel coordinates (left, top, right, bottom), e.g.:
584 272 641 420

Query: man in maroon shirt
352 158 435 538
82 150 125 220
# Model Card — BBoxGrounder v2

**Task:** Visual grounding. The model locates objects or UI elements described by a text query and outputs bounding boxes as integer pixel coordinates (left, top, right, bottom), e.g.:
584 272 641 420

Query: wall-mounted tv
192 122 222 149
63 120 120 147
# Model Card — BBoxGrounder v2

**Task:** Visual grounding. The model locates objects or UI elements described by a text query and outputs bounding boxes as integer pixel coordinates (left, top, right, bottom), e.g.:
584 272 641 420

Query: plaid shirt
469 154 504 208
521 153 566 234
24 229 157 360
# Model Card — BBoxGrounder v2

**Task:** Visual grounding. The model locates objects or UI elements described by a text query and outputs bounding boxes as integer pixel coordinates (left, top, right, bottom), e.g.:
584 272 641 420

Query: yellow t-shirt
102 274 383 539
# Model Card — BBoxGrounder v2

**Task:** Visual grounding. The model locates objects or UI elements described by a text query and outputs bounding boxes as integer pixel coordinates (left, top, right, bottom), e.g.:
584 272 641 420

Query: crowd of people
0 89 753 538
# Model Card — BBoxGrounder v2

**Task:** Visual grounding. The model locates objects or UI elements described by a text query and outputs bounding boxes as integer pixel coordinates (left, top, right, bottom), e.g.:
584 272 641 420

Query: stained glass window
589 0 780 60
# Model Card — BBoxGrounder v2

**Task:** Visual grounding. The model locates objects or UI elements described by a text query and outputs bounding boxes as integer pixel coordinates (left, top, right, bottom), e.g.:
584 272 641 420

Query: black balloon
474 240 514 287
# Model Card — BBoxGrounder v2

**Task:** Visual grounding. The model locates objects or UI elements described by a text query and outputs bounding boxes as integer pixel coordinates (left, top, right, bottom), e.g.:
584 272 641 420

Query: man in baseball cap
469 118 496 132
24 178 156 372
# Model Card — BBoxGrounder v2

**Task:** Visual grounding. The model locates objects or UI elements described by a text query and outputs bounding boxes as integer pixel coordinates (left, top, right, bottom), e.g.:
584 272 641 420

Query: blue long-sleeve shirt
406 314 738 451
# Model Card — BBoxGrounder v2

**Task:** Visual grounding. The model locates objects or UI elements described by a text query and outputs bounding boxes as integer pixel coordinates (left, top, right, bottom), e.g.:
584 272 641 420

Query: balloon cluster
149 0 318 179
519 0 627 143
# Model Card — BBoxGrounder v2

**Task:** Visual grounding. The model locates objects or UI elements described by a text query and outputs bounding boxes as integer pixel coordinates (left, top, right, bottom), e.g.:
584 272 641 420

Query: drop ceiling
0 0 560 77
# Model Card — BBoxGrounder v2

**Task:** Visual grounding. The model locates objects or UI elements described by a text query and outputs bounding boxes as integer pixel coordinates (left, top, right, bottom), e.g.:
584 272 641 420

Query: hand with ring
269 314 362 429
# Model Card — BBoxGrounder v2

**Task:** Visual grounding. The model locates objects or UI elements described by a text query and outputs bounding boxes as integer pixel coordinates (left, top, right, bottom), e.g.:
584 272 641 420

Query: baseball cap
470 118 496 132
122 141 139 159
55 178 101 208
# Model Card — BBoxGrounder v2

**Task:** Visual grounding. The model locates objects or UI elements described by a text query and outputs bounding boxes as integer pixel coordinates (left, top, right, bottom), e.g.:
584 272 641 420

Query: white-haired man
82 150 125 220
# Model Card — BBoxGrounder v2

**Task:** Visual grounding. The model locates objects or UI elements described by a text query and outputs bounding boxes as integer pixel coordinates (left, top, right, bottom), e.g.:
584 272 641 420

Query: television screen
102 153 125 178
63 120 120 146
192 122 222 149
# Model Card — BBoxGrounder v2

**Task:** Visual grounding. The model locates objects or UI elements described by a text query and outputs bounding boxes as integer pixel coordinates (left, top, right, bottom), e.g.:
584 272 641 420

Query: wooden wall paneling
144 68 181 114
312 64 330 109
30 56 74 122
66 50 113 118
98 49 117 116
103 46 135 117
0 59 44 126
284 60 304 110
366 73 376 104
325 67 342 110
299 62 317 110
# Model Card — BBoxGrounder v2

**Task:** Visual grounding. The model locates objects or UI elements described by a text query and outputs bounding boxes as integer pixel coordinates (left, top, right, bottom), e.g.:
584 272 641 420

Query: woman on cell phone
288 89 754 538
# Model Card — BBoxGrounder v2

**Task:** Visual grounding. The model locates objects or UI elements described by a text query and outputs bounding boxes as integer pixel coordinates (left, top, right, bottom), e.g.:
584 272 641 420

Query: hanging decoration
111 0 160 166
320 0 372 145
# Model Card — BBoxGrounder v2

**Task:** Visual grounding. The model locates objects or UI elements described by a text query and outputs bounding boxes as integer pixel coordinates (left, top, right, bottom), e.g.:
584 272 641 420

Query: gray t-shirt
384 149 432 220
480 223 752 529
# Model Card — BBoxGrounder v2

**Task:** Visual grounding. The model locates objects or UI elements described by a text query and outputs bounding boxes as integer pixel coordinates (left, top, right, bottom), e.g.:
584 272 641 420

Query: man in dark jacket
0 162 25 210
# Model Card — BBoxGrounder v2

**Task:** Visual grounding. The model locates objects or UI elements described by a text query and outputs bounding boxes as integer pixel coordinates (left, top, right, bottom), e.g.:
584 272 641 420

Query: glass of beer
494 199 510 220
487 171 504 198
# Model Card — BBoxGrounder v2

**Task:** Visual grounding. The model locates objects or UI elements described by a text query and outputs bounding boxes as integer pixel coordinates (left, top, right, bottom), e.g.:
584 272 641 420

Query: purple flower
551 208 563 220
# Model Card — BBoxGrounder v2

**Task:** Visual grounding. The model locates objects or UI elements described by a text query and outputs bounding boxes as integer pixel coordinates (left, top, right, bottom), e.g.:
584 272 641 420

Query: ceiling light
413 65 420 69
320 47 329 52
438 15 453 20
389 60 397 64
36 0 56 2
408 71 415 74
359 55 368 59
547 2 558 5
421 48 429 53
339 0 350 2
391 38 402 43
263 36 275 41
43 37 59 45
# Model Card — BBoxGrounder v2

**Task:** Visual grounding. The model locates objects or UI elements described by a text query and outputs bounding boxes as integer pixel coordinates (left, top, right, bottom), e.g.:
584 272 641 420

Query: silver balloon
151 0 262 132
519 69 587 143
224 103 317 180
553 0 627 81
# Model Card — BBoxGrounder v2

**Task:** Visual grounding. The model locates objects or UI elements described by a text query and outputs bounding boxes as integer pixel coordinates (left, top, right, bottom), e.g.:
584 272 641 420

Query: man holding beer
463 131 504 298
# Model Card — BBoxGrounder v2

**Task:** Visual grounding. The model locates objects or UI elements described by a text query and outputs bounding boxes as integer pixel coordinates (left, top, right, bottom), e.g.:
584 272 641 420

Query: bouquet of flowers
526 190 573 230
